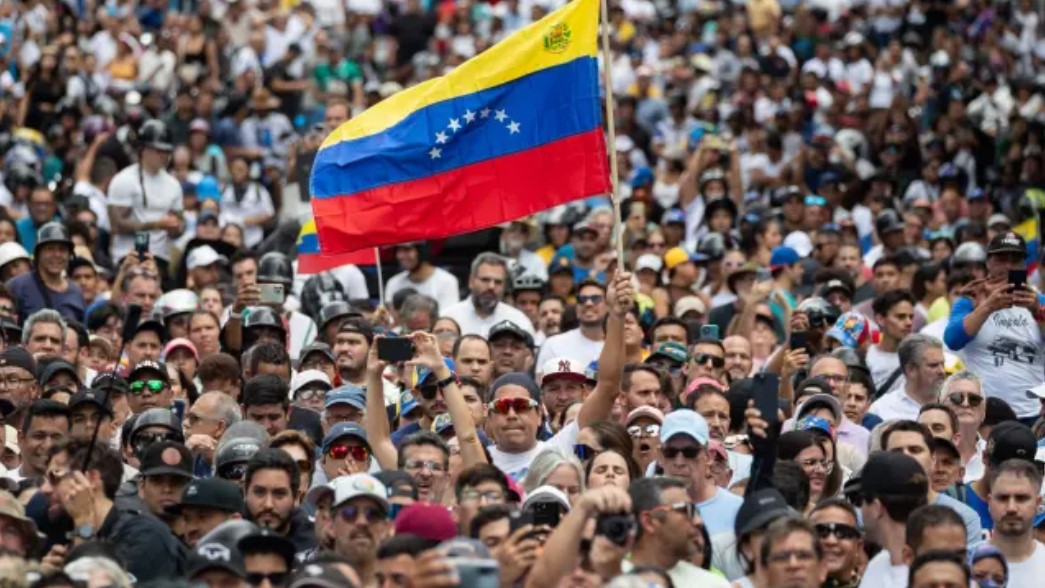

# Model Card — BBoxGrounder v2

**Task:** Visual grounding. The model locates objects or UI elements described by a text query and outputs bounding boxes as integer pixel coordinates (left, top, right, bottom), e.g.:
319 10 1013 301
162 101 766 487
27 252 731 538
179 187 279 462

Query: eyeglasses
488 397 539 415
947 392 984 407
339 504 386 524
661 446 702 460
573 444 598 461
814 522 861 540
129 379 166 395
767 549 818 564
327 444 369 462
798 457 834 474
692 354 725 368
295 388 327 402
403 459 447 473
246 572 288 587
628 424 661 438
0 375 34 388
218 462 247 480
650 501 696 519
460 489 506 503
578 294 604 305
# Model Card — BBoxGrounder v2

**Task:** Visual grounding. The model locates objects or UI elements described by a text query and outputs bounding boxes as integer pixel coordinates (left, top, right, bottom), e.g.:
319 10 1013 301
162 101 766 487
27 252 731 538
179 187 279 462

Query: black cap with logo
987 421 1037 467
168 478 245 515
987 231 1027 256
139 441 193 479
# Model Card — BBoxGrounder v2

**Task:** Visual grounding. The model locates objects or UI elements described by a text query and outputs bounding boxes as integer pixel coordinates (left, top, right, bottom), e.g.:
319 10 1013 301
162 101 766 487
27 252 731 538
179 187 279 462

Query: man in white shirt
937 371 988 483
868 334 947 421
988 460 1045 588
106 120 183 270
536 279 607 368
866 290 916 396
384 243 459 311
857 452 929 588
443 253 533 338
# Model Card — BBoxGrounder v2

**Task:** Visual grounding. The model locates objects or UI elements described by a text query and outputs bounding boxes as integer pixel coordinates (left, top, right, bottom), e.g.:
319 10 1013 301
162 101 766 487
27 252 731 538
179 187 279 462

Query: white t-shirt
536 329 604 370
442 298 535 338
956 306 1043 418
489 421 579 481
1002 540 1045 588
858 550 907 588
72 180 111 232
384 267 461 313
621 559 729 588
866 344 904 396
106 164 184 262
220 183 275 249
867 388 922 422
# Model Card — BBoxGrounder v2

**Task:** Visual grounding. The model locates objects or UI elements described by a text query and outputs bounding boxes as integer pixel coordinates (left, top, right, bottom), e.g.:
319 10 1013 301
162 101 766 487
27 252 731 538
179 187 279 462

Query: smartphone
376 337 415 362
258 283 285 305
134 232 149 258
508 509 534 535
752 372 780 429
700 324 719 341
447 559 499 588
1009 269 1027 290
789 330 808 353
531 501 562 529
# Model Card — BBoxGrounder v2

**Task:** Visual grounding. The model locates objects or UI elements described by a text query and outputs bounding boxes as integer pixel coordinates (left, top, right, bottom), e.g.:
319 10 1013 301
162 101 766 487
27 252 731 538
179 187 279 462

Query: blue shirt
7 271 86 323
934 492 984 547
696 488 743 536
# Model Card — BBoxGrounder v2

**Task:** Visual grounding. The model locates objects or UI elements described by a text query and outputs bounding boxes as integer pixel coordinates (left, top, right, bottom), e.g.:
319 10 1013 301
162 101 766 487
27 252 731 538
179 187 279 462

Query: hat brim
989 246 1026 256
541 372 588 385
141 466 194 479
737 507 793 537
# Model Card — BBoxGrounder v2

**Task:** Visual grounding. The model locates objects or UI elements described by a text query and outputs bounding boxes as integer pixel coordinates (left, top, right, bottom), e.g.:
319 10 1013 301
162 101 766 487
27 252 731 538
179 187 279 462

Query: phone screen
376 337 415 362
1009 269 1028 290
752 373 780 429
789 330 808 352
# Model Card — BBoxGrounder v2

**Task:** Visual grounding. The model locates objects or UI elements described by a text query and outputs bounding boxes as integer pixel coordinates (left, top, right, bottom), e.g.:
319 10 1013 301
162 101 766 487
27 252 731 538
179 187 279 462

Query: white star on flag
494 109 508 122
435 132 448 144
507 121 521 134
429 147 442 159
463 110 476 123
480 108 491 118
448 118 462 132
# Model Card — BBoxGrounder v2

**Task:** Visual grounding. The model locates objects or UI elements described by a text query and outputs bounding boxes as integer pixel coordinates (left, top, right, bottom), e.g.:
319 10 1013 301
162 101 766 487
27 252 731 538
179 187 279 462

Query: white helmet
0 242 30 269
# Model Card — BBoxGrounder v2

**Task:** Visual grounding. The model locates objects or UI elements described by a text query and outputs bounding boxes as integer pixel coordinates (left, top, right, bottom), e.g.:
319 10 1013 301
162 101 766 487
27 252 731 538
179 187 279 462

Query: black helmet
4 163 41 194
952 242 987 268
875 209 904 236
300 274 347 323
704 196 738 225
129 408 183 444
695 232 730 262
198 520 261 550
34 221 73 259
317 300 358 333
257 252 293 287
138 119 173 152
512 273 545 294
214 437 263 477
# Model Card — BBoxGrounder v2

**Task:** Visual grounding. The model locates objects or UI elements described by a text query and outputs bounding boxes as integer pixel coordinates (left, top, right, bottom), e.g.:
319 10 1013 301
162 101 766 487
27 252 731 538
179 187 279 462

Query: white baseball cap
305 473 389 511
291 370 332 396
538 357 587 386
186 245 227 270
635 253 663 273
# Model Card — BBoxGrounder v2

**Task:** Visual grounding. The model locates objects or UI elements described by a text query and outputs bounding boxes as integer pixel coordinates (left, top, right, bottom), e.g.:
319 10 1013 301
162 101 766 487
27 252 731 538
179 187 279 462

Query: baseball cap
306 473 390 511
818 279 855 299
292 370 333 397
682 376 724 405
440 537 493 559
635 253 663 273
321 422 369 454
674 295 707 318
930 436 961 460
399 390 420 417
139 441 193 479
373 470 420 500
299 341 335 364
432 412 454 436
796 415 833 437
659 409 709 445
573 219 598 235
187 541 246 579
538 357 587 386
163 338 199 362
68 388 114 416
287 564 354 588
38 360 81 388
187 245 228 270
522 485 571 512
129 360 169 383
238 529 296 568
394 502 457 542
646 342 688 365
415 357 457 387
795 393 842 423
769 246 800 270
664 246 695 271
860 451 929 500
169 478 245 514
734 488 794 537
549 254 574 276
0 347 35 376
661 208 686 225
625 406 665 426
794 376 834 399
987 421 1037 466
488 321 534 348
987 231 1027 256
987 213 1012 230
323 385 365 411
826 311 873 348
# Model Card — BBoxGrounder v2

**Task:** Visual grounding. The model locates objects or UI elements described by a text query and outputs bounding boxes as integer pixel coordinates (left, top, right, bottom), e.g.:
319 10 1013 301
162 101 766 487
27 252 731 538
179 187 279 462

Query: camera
594 514 635 547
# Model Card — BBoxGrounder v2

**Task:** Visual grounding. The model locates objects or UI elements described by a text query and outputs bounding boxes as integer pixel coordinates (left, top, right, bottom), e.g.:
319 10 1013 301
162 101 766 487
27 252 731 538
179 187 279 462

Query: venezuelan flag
309 0 610 254
1015 216 1040 274
297 218 375 274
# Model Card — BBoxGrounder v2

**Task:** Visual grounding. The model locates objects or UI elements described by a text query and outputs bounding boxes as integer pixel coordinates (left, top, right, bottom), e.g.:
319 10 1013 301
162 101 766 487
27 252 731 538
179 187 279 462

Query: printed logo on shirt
987 335 1038 366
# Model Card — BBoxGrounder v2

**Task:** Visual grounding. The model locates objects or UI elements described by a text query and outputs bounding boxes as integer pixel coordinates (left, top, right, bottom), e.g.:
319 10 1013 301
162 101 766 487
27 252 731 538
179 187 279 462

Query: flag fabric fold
296 219 375 274
309 0 609 255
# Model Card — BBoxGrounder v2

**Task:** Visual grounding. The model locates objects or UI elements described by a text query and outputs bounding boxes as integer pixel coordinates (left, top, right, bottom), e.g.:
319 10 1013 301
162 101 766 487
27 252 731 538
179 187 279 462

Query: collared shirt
442 298 536 338
867 388 923 422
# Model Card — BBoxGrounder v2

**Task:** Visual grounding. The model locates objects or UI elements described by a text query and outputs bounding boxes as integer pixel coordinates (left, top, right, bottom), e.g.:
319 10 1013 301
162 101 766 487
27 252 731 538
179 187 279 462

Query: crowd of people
0 0 1044 586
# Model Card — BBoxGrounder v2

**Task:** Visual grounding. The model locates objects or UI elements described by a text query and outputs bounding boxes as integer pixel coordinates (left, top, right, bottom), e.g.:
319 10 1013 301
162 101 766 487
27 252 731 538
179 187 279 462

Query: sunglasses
340 504 386 524
661 446 702 460
578 294 604 305
134 432 178 455
327 444 369 462
488 397 539 415
419 384 439 400
246 572 288 587
573 444 598 461
692 353 725 368
129 379 166 395
627 424 661 438
947 392 984 408
651 501 696 519
295 388 327 402
218 462 247 480
814 522 861 540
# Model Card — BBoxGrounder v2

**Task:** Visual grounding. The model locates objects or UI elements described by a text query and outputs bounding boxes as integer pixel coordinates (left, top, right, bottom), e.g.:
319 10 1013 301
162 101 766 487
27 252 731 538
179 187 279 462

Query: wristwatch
70 524 95 541
435 372 459 389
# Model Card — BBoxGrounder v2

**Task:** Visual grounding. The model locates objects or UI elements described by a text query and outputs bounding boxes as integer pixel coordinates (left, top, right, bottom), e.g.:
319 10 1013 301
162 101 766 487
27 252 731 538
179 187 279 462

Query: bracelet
435 372 459 389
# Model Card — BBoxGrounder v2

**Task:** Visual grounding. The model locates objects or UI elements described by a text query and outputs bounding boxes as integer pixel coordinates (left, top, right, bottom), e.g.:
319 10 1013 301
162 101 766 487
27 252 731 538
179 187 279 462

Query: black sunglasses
815 522 861 540
246 572 288 586
419 384 439 400
692 353 725 368
662 446 702 459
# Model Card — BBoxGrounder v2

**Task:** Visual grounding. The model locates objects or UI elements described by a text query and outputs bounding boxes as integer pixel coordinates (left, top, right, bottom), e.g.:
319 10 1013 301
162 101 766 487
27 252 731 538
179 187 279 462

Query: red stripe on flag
297 250 376 274
311 130 610 253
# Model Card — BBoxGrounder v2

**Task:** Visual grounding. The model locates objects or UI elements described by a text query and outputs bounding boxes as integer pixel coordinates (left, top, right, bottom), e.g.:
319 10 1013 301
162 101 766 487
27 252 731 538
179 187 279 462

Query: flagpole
598 0 625 268
374 247 385 306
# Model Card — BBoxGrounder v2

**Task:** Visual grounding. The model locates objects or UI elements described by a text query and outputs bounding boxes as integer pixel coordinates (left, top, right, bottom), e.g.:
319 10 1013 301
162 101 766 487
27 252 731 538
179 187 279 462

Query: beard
472 291 499 313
